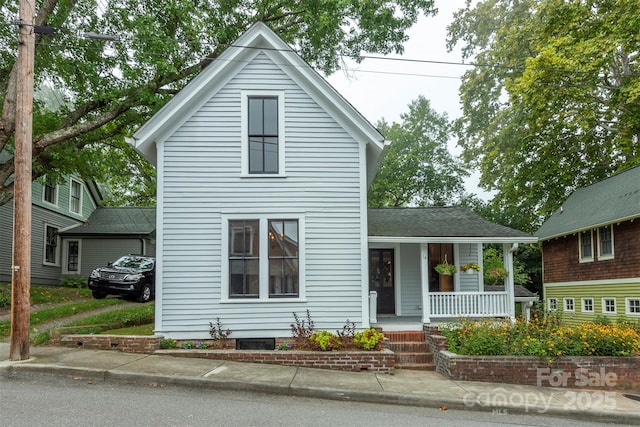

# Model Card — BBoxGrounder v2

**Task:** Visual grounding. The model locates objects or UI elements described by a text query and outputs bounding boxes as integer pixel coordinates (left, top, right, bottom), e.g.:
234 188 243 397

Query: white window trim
221 213 305 303
43 224 60 266
601 297 617 315
42 176 59 207
547 298 558 311
563 297 575 312
578 230 594 263
62 239 82 274
240 90 286 177
69 178 83 215
581 297 594 313
597 225 614 261
625 297 640 317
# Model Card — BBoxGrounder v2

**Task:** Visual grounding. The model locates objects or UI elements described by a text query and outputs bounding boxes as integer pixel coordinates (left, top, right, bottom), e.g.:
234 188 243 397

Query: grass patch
65 304 155 331
103 323 154 335
0 298 125 339
0 284 92 308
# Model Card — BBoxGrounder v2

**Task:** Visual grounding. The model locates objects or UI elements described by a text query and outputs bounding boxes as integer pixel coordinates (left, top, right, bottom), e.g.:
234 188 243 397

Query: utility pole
11 0 35 360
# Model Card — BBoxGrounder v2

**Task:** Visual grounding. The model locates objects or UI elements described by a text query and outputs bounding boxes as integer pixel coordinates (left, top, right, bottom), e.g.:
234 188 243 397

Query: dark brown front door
369 249 395 315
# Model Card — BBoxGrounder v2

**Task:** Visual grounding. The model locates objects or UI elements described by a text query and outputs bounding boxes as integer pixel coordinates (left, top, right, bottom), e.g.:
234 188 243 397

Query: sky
325 0 487 197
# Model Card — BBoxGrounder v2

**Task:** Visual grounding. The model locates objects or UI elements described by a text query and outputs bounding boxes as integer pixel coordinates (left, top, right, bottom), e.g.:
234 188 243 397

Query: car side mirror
107 262 113 267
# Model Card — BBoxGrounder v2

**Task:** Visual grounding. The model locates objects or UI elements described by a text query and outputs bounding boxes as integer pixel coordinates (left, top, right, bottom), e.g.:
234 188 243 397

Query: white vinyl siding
457 243 482 292
157 52 365 338
398 243 421 317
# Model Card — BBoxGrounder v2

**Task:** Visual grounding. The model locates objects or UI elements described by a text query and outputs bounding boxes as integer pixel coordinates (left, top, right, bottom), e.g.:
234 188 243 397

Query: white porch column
420 243 431 323
369 291 377 324
503 243 517 321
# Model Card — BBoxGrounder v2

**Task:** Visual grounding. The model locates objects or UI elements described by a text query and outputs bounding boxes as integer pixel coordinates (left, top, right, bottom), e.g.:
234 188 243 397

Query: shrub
291 310 314 348
159 338 177 349
60 276 87 288
353 328 384 351
309 330 342 351
336 319 356 339
0 288 10 309
209 318 231 341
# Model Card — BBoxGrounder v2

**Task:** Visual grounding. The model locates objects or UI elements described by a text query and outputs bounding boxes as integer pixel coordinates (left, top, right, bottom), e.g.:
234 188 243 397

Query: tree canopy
448 0 640 231
0 0 436 206
368 96 468 207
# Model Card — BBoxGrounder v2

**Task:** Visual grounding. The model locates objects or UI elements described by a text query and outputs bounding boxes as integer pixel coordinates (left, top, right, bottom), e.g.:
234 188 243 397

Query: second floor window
598 225 613 259
43 176 57 205
579 230 593 262
248 96 278 174
70 179 82 214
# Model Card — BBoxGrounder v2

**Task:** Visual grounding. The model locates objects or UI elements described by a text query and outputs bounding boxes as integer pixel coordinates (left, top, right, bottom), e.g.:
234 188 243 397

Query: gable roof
368 207 536 243
536 166 640 240
129 22 388 185
60 207 155 237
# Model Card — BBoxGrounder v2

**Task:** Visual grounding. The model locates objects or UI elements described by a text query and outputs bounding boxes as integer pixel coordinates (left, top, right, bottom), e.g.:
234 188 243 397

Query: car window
112 256 154 271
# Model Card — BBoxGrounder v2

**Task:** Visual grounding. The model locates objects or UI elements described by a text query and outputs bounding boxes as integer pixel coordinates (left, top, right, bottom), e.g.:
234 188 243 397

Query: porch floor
373 316 423 331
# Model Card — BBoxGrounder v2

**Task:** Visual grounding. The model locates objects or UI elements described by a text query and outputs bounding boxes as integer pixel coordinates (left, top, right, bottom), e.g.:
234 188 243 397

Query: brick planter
56 335 395 374
426 333 640 390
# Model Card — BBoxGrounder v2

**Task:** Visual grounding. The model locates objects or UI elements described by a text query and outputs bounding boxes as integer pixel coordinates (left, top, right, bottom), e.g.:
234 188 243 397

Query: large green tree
0 0 436 206
368 96 468 207
447 0 640 231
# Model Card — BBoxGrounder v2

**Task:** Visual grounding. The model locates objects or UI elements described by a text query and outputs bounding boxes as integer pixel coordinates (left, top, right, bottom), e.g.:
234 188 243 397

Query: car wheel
92 291 107 299
138 283 152 303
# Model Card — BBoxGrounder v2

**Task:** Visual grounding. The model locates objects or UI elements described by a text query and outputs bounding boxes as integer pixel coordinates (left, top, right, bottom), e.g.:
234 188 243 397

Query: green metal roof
61 207 155 236
536 166 640 240
368 207 533 240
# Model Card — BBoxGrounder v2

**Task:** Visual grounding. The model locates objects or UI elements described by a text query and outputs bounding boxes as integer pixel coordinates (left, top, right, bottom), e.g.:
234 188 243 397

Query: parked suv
88 255 155 302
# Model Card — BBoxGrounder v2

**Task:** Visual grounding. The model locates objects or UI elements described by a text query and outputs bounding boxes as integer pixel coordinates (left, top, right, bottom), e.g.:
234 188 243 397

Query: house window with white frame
602 297 616 315
66 240 80 273
248 96 279 174
581 297 594 313
225 216 301 300
547 298 558 311
564 297 575 312
229 220 260 298
268 219 299 298
43 176 57 205
626 298 640 316
44 225 59 265
579 230 593 262
597 225 614 260
69 179 82 214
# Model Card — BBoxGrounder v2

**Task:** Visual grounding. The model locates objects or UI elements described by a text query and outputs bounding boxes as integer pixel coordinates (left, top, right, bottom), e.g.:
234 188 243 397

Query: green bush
309 330 342 351
60 276 87 288
160 338 177 349
0 288 10 309
353 328 384 351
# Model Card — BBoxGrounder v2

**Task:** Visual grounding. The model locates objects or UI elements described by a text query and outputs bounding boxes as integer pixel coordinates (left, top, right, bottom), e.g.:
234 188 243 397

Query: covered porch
366 207 538 328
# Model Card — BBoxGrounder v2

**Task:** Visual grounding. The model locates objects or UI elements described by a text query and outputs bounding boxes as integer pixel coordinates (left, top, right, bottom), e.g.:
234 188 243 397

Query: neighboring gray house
59 207 156 278
130 23 535 340
0 175 101 285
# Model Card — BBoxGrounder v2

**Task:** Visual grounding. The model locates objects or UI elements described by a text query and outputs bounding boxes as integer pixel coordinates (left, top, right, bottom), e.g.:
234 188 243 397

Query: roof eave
537 214 640 241
368 236 538 244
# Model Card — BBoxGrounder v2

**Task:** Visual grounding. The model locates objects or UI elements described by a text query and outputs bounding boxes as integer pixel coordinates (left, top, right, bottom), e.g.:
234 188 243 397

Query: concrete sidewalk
1 343 639 424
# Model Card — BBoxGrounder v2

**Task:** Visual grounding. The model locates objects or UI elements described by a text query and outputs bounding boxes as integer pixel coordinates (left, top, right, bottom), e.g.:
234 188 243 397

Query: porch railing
429 292 509 318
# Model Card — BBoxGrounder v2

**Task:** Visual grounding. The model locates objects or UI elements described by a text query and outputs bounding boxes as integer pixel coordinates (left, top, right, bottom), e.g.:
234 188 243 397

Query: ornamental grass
440 314 640 360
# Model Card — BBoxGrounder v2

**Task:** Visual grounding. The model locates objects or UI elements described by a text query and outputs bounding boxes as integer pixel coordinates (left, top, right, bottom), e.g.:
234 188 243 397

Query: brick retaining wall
426 333 640 390
57 335 395 374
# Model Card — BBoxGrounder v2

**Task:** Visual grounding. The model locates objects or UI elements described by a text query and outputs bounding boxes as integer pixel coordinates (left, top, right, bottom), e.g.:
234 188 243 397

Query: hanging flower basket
460 263 481 274
435 255 457 276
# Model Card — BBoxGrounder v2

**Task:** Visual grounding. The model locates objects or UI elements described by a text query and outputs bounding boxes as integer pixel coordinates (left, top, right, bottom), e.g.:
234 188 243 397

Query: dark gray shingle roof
485 285 538 298
61 207 156 236
368 207 533 239
536 166 640 240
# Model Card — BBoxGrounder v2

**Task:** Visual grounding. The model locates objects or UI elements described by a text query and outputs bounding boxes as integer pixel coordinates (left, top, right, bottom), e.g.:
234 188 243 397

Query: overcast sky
325 1 489 198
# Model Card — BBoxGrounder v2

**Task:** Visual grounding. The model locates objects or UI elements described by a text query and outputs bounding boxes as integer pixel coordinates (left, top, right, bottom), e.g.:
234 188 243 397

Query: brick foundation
426 334 640 390
59 335 161 353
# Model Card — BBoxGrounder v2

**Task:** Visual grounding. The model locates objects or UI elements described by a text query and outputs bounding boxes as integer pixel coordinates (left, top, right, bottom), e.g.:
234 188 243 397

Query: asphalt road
0 374 630 427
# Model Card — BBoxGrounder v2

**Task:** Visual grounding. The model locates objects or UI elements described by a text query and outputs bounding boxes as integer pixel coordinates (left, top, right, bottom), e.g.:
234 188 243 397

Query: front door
369 249 395 315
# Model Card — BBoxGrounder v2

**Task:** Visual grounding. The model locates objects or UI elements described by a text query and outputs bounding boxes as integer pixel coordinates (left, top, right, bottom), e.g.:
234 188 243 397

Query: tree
368 96 468 207
0 0 437 206
447 0 640 229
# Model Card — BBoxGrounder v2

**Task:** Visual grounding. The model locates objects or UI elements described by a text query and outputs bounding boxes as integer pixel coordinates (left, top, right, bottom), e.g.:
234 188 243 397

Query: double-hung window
43 176 57 205
241 91 285 176
44 225 59 265
224 216 302 301
69 179 82 214
597 225 614 260
578 230 593 262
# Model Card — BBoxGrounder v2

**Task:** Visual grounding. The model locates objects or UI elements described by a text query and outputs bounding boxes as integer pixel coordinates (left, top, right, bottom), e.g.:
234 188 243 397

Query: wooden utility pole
11 0 35 360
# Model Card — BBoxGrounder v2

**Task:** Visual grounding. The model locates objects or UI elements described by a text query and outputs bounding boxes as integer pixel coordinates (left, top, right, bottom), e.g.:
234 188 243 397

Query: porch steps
384 331 435 371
